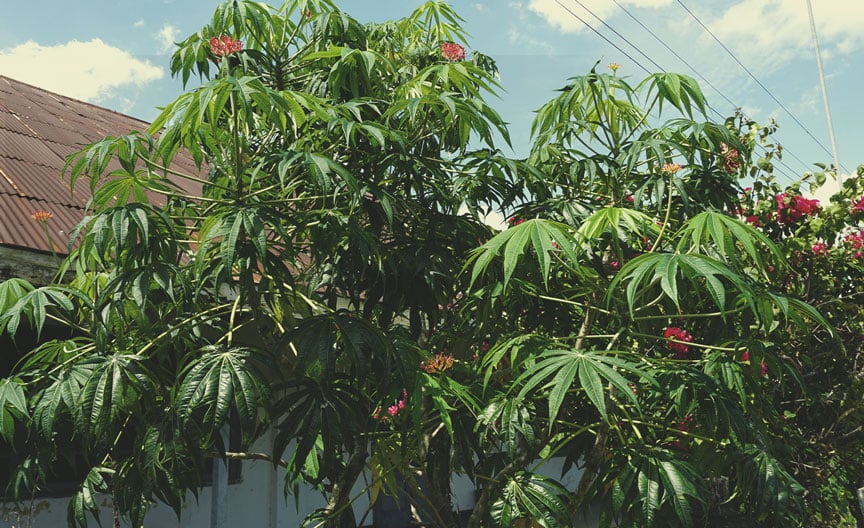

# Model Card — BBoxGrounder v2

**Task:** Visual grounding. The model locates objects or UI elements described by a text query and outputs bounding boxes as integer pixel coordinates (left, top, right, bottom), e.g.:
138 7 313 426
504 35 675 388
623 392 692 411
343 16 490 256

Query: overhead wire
675 0 848 174
555 0 800 183
604 0 804 182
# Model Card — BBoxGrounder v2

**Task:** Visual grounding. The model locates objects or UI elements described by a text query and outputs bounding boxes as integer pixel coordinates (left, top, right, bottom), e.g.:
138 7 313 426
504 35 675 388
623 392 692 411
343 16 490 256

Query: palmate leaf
32 361 97 438
608 252 756 317
67 466 113 528
605 448 702 527
280 311 395 380
676 211 785 275
575 206 661 255
478 396 535 458
0 378 27 444
177 346 272 443
638 72 707 118
488 472 570 528
517 348 648 424
0 285 83 340
467 219 582 291
75 354 155 439
732 445 804 521
273 376 364 483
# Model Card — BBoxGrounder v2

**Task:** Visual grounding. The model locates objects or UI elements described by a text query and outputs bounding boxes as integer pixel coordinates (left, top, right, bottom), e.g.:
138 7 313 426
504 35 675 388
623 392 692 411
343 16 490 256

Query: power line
606 0 805 182
552 0 650 75
554 0 800 183
676 0 848 173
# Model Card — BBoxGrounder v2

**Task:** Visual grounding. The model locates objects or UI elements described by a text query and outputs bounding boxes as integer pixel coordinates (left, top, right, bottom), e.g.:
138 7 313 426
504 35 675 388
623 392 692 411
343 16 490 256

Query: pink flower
209 35 243 57
440 42 466 61
609 261 620 270
811 242 829 256
507 216 525 227
852 196 864 215
664 327 693 359
481 341 490 353
387 405 399 416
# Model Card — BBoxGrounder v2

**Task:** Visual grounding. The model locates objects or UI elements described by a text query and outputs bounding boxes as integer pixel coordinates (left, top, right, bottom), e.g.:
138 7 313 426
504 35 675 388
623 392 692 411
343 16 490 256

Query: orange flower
31 210 53 222
661 163 682 174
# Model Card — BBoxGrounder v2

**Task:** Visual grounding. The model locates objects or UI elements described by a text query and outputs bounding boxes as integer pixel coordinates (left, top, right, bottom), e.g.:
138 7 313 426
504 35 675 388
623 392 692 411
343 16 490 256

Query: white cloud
709 0 864 66
527 0 672 33
156 24 180 54
0 39 164 102
133 19 145 28
472 3 488 12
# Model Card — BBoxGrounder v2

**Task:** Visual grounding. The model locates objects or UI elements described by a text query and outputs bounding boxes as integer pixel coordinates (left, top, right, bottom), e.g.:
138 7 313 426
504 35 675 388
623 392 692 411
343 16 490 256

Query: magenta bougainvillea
776 193 820 223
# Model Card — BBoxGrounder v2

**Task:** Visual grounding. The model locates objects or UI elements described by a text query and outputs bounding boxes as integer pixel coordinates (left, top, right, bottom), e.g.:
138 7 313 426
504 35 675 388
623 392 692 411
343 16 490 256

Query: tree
0 2 848 527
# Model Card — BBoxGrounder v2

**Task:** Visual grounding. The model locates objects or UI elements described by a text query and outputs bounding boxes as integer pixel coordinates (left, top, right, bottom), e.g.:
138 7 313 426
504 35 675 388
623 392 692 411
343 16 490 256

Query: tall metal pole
805 0 842 179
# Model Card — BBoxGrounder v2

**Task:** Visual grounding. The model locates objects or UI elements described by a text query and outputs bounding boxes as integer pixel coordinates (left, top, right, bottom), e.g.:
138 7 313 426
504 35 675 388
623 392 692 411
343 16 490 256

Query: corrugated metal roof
0 75 203 255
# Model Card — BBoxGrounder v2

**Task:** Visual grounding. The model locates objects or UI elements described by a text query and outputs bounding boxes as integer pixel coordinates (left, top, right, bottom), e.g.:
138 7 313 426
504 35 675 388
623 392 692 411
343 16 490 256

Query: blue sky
1 0 861 189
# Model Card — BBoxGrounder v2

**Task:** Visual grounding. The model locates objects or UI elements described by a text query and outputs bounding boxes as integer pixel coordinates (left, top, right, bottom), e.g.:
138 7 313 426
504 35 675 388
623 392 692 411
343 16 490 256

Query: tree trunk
324 442 367 528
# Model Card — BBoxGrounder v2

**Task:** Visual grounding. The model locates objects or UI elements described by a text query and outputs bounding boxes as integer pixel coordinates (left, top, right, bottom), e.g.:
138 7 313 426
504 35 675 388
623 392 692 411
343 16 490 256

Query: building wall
0 441 598 528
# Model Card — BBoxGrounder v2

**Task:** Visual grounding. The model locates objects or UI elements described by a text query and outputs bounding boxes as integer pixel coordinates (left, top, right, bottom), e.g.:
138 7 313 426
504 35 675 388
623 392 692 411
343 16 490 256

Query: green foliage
0 1 852 527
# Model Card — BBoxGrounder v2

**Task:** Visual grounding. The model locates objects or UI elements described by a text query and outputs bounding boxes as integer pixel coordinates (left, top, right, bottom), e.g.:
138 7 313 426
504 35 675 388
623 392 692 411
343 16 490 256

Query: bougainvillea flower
440 42 466 61
209 35 243 57
852 196 864 216
811 242 829 256
776 193 820 223
664 327 693 359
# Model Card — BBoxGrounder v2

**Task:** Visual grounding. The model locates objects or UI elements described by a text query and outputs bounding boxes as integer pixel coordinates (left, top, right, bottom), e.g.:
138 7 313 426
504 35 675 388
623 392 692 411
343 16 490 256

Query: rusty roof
0 75 202 255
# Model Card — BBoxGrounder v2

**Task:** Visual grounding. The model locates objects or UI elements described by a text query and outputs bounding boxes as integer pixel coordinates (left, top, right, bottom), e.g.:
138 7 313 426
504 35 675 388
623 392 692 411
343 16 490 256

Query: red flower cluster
420 352 454 374
740 351 767 377
776 193 820 223
668 415 695 450
844 230 864 260
811 242 829 256
507 216 525 227
209 35 243 57
719 143 741 173
664 327 693 359
440 42 466 61
745 215 762 227
852 196 864 216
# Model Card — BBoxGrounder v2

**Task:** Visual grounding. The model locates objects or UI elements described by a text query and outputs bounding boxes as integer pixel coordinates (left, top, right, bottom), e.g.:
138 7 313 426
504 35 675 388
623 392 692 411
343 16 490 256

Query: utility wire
606 0 805 182
552 0 650 75
556 0 799 183
676 0 848 173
